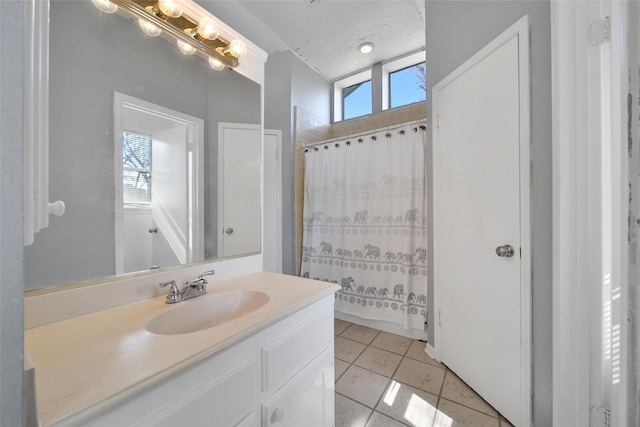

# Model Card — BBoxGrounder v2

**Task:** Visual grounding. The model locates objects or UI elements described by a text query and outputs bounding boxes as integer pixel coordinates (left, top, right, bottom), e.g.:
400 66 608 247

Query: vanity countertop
24 271 339 426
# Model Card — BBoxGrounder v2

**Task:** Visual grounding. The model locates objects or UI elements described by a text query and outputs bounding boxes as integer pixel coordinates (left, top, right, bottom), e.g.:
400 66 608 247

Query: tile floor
334 319 515 427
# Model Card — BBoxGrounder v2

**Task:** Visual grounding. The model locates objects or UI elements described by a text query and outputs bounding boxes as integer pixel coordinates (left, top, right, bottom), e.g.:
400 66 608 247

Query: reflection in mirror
115 93 205 274
24 0 261 291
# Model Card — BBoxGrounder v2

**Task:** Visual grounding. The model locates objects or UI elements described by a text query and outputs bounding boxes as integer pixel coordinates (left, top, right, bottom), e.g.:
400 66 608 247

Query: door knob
495 245 515 257
225 227 234 234
148 227 158 233
272 406 285 422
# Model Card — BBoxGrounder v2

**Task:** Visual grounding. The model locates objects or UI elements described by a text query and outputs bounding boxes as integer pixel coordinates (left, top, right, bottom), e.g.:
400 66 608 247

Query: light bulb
158 0 183 18
197 18 219 40
138 19 161 37
91 0 118 13
208 57 225 71
228 39 247 58
177 39 196 55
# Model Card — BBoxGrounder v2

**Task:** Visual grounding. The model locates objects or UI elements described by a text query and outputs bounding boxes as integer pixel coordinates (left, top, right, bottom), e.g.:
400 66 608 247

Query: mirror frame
23 0 268 299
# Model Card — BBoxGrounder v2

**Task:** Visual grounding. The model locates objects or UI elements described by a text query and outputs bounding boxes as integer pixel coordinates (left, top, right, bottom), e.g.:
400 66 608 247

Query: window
389 63 426 108
332 50 426 122
343 80 372 120
333 69 372 122
122 131 152 206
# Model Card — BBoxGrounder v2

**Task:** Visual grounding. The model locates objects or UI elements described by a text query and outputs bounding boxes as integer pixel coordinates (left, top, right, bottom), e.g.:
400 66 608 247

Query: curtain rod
303 119 427 149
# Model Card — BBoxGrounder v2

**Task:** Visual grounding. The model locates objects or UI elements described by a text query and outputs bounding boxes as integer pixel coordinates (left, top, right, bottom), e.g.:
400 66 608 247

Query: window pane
123 169 152 205
123 131 152 170
122 132 152 206
343 80 372 120
390 63 426 108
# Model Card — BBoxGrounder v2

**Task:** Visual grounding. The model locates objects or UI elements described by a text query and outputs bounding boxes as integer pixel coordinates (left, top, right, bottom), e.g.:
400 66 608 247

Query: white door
218 123 262 258
433 17 531 426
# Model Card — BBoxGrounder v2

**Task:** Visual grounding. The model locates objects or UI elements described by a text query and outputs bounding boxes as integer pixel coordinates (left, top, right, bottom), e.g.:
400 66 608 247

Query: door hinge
187 142 194 152
590 16 610 46
590 406 611 427
436 115 440 129
438 309 442 327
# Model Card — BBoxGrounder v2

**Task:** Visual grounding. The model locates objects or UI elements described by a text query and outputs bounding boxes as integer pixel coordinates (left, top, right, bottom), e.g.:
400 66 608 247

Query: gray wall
24 0 260 290
425 1 552 424
0 0 24 425
265 51 330 275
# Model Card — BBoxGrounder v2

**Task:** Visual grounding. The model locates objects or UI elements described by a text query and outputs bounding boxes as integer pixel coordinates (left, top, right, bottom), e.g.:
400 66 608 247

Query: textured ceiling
200 0 425 81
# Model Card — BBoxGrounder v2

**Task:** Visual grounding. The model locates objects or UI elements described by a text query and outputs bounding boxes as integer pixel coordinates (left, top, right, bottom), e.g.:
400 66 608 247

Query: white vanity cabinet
86 295 335 427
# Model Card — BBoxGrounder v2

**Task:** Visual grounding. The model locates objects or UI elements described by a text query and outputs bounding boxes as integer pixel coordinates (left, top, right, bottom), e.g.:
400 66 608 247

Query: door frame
263 129 283 273
551 0 627 424
114 92 204 274
432 15 532 426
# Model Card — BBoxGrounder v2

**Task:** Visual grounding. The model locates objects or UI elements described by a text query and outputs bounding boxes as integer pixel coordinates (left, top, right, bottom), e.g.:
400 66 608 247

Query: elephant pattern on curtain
301 124 427 332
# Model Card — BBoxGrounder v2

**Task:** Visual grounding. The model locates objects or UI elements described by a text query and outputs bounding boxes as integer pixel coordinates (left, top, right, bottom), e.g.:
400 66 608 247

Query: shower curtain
300 123 427 332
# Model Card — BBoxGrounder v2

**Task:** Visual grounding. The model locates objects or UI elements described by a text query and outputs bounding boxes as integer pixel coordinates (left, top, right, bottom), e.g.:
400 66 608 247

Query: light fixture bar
109 0 239 68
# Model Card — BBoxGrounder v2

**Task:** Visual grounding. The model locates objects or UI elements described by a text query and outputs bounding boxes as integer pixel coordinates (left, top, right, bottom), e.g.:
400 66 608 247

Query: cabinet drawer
261 309 333 393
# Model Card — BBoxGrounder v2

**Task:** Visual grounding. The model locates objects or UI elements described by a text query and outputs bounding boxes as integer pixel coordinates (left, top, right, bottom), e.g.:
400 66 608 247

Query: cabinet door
262 351 334 427
90 356 256 427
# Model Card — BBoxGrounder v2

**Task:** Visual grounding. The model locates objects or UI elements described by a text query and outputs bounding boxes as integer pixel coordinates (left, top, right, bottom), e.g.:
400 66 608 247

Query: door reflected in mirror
115 93 205 274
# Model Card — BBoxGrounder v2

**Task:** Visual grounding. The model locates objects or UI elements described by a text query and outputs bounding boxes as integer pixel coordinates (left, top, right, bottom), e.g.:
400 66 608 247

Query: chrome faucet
159 270 215 304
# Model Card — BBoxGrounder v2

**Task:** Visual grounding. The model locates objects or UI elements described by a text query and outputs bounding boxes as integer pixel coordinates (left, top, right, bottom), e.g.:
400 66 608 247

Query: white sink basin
146 290 270 335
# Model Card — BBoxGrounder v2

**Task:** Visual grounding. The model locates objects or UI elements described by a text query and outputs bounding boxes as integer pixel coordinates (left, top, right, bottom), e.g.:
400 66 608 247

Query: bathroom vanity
24 271 339 426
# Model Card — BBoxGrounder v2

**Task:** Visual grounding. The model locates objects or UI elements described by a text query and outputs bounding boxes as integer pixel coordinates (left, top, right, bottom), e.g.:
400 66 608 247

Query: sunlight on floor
404 392 439 427
433 410 454 427
383 380 401 406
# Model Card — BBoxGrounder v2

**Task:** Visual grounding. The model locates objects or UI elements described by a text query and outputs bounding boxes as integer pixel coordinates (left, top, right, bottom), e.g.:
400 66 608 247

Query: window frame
382 50 426 111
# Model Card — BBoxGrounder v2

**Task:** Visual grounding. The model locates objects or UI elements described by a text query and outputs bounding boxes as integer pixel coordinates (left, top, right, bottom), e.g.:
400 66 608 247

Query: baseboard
425 343 437 360
334 310 428 341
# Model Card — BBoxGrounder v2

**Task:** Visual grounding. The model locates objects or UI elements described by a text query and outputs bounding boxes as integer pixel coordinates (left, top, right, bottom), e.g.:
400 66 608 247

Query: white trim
263 129 283 273
607 1 627 424
114 92 205 274
551 0 623 424
425 343 436 360
432 15 532 426
23 0 51 246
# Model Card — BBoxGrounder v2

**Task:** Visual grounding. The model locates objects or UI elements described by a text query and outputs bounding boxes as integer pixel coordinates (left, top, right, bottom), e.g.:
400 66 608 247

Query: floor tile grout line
437 367 503 420
335 322 506 425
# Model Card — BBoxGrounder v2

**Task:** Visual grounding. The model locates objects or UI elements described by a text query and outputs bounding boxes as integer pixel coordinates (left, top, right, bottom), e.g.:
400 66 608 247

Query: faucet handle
159 280 178 294
160 280 182 303
197 270 215 280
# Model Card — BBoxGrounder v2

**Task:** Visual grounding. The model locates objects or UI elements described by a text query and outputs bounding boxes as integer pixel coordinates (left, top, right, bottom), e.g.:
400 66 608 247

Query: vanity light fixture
92 0 118 14
177 38 197 55
93 0 242 69
138 18 162 37
358 42 375 54
208 57 225 71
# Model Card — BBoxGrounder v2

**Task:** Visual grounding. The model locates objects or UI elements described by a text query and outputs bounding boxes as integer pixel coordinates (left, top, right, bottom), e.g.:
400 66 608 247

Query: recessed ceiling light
358 42 374 54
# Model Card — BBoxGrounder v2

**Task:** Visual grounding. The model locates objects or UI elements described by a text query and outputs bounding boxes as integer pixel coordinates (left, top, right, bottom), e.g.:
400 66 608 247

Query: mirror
24 0 262 291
